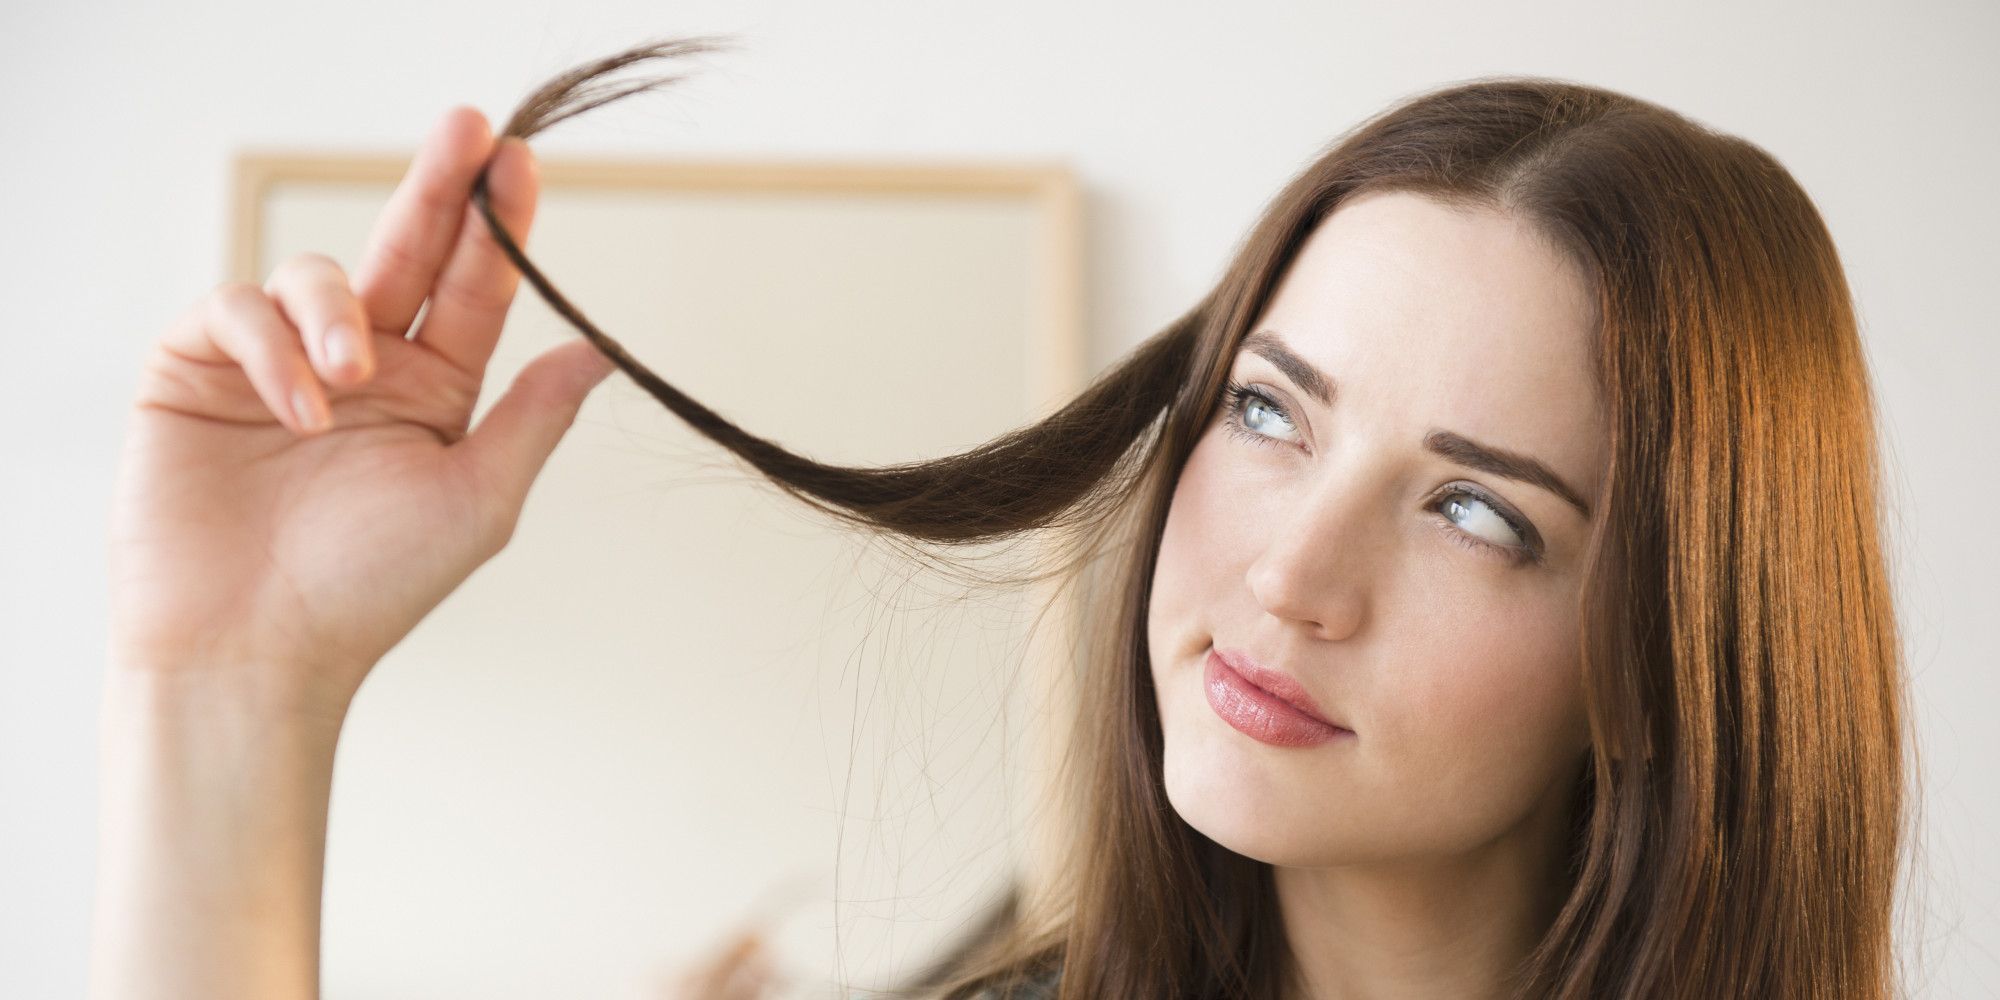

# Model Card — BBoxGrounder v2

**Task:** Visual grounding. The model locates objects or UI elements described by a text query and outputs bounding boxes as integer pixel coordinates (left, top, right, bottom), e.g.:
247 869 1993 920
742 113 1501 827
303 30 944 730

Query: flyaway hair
471 35 1193 567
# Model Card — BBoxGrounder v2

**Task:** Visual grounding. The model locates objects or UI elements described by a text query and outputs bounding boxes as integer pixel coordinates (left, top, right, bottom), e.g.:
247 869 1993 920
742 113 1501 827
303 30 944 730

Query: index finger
348 105 497 341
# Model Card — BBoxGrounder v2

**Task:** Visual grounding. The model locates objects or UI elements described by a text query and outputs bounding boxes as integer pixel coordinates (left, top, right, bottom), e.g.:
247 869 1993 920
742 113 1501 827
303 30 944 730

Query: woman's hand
660 928 784 1000
108 104 616 714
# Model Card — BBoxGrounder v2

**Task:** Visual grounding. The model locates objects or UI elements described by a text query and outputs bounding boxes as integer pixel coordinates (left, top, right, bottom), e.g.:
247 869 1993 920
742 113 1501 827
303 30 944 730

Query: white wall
4 1 1993 996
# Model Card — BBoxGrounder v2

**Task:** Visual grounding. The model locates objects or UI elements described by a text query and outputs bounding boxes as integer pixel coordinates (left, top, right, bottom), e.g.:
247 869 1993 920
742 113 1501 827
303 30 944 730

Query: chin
1159 711 1373 868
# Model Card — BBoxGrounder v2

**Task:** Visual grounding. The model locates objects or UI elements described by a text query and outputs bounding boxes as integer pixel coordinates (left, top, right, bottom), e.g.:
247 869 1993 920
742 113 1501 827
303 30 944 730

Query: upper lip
1213 645 1348 731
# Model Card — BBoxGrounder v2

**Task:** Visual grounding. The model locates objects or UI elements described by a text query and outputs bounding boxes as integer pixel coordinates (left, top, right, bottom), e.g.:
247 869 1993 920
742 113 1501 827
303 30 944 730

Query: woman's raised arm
90 105 617 999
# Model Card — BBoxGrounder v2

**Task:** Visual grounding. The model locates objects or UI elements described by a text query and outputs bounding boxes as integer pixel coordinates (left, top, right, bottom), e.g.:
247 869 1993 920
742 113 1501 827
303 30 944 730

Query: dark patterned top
974 966 1061 999
854 965 1061 1000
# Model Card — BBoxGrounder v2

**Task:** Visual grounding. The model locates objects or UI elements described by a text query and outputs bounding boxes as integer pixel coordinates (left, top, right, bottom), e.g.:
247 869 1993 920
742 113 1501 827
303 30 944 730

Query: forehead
1248 189 1604 477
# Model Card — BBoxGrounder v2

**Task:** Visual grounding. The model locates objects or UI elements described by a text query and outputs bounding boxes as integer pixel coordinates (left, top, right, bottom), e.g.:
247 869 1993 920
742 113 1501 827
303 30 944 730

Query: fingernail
292 386 330 432
324 324 357 376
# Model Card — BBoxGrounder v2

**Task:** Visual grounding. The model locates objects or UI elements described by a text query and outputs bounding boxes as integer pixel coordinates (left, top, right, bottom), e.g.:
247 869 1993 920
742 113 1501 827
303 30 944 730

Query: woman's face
1147 189 1606 867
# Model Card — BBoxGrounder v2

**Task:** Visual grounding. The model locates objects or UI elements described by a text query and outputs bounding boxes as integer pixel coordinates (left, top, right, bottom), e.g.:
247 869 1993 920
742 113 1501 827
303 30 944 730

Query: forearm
88 666 351 1000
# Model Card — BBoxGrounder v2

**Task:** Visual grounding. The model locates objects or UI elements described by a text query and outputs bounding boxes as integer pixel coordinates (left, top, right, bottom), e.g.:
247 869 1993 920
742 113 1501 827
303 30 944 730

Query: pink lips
1203 647 1352 747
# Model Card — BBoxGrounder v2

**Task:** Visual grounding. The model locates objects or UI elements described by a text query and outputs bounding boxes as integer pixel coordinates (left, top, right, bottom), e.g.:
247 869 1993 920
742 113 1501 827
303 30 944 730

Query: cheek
1147 436 1246 657
1364 591 1589 846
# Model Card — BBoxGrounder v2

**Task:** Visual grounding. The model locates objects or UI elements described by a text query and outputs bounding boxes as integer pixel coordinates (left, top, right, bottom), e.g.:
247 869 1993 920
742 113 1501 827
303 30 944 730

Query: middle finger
404 134 540 381
348 105 496 346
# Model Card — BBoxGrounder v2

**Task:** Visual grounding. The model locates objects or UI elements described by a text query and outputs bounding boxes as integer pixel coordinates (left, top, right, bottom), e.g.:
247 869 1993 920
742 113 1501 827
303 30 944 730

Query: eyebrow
1239 329 1594 519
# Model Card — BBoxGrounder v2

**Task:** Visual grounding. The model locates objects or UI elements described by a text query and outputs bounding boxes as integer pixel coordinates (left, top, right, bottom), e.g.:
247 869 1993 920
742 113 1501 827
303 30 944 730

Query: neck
1273 779 1576 1000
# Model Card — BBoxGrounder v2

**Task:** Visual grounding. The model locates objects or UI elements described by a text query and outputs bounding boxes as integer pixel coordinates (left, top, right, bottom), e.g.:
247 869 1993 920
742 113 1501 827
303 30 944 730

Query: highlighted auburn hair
476 37 1911 1000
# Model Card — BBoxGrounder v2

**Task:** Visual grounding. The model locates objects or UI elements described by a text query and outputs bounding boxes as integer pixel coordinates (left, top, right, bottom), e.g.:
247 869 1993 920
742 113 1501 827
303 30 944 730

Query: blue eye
1430 486 1540 566
1220 380 1300 447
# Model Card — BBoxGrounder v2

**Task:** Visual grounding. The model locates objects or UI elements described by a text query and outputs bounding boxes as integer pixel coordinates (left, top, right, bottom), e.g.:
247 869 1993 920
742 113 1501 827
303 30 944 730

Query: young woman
93 38 1909 1000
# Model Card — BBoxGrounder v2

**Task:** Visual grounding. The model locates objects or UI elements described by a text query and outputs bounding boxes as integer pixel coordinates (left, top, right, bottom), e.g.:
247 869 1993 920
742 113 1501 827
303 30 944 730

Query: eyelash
1217 379 1541 567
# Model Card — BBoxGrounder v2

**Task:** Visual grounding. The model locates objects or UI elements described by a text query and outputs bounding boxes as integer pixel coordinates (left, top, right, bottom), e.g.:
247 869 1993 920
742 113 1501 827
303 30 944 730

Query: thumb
456 338 618 517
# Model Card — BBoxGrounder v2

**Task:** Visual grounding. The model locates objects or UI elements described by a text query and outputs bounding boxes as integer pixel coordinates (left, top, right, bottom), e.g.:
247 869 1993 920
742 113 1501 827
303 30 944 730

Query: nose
1243 477 1374 640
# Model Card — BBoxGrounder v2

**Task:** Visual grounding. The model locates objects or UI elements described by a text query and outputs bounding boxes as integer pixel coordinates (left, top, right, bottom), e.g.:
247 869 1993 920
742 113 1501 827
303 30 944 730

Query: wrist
90 657 348 1000
103 653 358 736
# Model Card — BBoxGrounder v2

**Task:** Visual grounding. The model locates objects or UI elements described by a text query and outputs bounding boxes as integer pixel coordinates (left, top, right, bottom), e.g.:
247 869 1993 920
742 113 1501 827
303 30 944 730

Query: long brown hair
474 37 1911 1000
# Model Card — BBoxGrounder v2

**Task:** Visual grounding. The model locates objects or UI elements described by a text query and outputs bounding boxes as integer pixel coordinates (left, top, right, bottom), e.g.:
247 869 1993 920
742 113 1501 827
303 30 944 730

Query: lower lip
1203 649 1351 747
